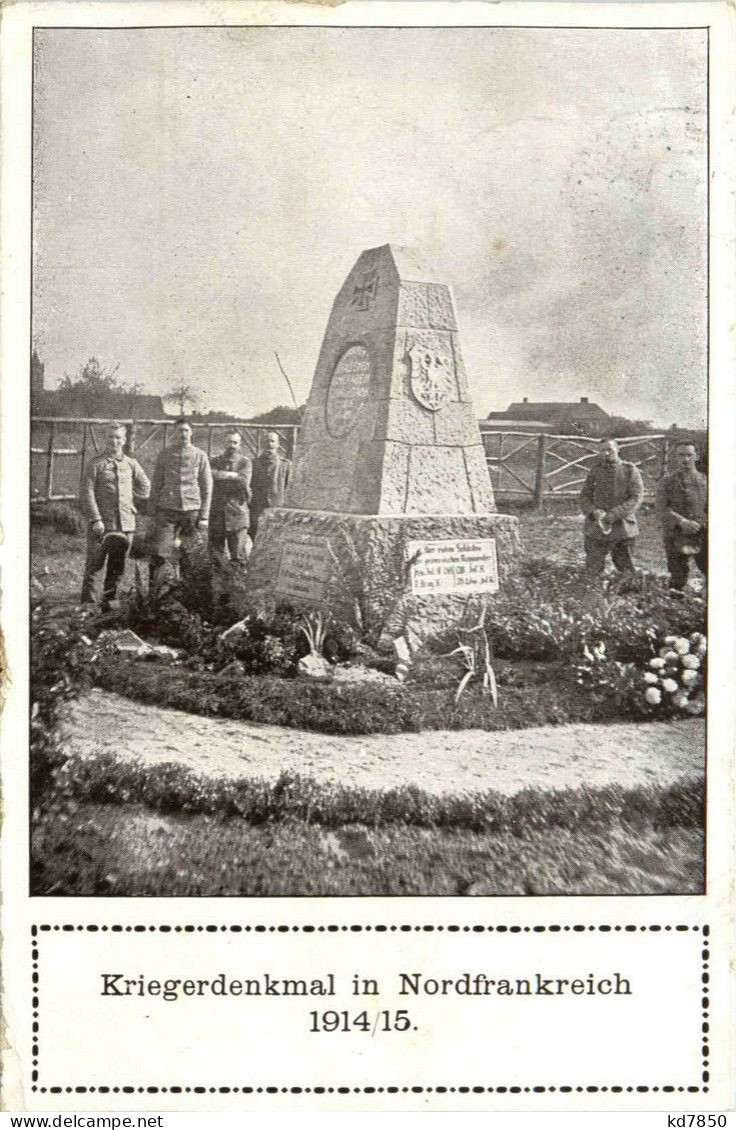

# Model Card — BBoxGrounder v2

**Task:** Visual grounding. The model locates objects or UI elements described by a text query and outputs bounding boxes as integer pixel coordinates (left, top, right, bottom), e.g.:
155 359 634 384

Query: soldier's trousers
665 533 707 590
208 525 252 564
80 529 132 605
584 536 637 577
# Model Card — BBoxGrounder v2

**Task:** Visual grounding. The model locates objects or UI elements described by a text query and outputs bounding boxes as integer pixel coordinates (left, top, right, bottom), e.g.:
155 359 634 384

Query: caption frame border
30 922 710 1097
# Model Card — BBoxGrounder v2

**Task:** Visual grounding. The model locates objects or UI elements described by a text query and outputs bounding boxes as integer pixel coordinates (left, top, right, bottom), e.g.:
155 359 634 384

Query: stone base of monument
245 508 521 647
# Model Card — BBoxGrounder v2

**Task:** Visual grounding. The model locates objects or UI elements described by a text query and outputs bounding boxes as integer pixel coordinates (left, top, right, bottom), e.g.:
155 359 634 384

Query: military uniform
250 450 290 538
579 458 644 576
149 443 213 561
656 468 707 589
79 451 150 606
209 452 253 563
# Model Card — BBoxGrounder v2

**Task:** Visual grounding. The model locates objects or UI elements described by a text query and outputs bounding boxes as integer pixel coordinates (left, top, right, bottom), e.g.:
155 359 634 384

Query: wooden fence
31 416 670 508
31 419 300 504
479 430 669 508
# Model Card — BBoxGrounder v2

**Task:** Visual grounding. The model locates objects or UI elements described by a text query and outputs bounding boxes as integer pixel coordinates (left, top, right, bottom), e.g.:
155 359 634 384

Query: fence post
78 422 88 497
497 432 504 495
660 435 670 477
44 421 56 502
533 433 548 512
126 422 137 456
207 425 214 457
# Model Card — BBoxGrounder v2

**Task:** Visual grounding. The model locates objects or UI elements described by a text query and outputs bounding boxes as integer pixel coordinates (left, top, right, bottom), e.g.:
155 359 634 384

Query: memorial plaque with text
275 536 333 602
407 538 499 596
325 344 372 437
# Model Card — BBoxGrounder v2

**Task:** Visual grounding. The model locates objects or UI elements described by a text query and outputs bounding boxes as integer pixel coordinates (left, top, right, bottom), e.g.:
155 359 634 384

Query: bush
573 643 647 720
30 602 94 807
120 571 360 677
123 582 222 662
52 751 705 835
483 564 705 664
221 601 308 675
574 630 707 721
108 550 705 725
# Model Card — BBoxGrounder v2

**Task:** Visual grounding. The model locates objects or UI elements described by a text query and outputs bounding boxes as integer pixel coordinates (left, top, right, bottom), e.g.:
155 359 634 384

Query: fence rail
479 430 669 508
31 419 300 504
31 416 671 508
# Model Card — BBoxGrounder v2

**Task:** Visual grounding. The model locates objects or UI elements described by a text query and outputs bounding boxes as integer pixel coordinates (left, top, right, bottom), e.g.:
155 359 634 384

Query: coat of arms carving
407 340 454 412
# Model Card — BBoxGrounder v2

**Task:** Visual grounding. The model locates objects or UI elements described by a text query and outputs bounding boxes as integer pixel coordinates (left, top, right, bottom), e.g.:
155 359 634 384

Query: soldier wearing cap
80 422 150 610
579 438 644 577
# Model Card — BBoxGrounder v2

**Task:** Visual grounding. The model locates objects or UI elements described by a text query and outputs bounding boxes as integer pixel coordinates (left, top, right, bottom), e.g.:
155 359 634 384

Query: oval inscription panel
325 345 372 438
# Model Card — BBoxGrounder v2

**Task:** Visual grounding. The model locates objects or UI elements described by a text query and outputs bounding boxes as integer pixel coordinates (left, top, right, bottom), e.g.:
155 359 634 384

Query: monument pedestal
246 507 521 644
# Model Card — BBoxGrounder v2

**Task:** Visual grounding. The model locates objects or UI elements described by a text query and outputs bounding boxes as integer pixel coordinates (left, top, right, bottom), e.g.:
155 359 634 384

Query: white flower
673 692 690 709
674 638 691 655
689 632 705 646
645 687 662 705
686 694 706 716
681 669 698 686
682 654 700 670
664 635 678 646
649 657 666 670
643 671 659 685
661 678 679 694
662 650 679 664
694 641 707 657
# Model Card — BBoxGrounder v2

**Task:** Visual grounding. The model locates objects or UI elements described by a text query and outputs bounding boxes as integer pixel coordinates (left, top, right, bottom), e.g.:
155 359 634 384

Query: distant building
486 396 611 430
32 388 165 418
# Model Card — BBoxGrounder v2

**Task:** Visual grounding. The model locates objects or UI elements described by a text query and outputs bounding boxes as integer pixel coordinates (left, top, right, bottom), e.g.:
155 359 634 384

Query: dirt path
63 689 704 796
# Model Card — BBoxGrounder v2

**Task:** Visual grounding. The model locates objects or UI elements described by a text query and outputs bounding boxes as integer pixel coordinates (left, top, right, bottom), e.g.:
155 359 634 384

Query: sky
32 26 707 426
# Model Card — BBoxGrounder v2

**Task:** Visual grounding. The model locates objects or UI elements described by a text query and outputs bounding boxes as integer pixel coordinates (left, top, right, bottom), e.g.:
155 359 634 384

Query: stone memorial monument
245 244 521 642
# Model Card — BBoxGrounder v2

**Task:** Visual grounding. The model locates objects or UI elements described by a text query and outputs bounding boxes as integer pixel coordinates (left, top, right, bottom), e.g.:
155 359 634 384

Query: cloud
33 26 707 426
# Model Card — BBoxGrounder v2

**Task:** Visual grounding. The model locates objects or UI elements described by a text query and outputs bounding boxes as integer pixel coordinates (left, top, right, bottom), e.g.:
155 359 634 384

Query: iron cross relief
351 269 378 310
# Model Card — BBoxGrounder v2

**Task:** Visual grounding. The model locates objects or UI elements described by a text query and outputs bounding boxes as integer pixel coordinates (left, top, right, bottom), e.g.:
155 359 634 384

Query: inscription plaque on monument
275 536 333 602
407 538 499 596
325 344 372 438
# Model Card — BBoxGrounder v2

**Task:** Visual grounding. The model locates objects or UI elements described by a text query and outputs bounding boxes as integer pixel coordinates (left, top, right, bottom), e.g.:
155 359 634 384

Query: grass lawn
32 799 704 896
519 503 667 573
32 751 704 896
31 504 671 604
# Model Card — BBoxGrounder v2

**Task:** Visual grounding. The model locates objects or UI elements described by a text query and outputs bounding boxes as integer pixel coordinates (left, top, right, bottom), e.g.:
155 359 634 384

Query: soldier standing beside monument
209 429 253 564
79 422 151 610
656 441 707 590
579 438 644 578
250 431 290 539
149 417 213 580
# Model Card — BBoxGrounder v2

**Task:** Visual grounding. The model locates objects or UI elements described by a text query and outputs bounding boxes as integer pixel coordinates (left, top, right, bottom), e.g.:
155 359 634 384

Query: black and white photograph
29 19 710 900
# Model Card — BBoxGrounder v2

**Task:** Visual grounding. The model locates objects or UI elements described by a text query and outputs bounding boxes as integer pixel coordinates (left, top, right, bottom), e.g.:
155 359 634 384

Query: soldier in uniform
250 430 290 539
149 417 213 580
656 441 707 590
579 438 644 578
80 422 151 610
209 430 253 564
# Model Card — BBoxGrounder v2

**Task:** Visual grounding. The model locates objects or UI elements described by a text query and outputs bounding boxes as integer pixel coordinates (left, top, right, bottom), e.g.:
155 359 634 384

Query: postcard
1 0 734 1113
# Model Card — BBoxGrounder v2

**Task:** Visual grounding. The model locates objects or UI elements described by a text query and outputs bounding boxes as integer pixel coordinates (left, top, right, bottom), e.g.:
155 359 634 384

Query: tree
163 382 200 416
248 404 305 426
54 357 142 416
